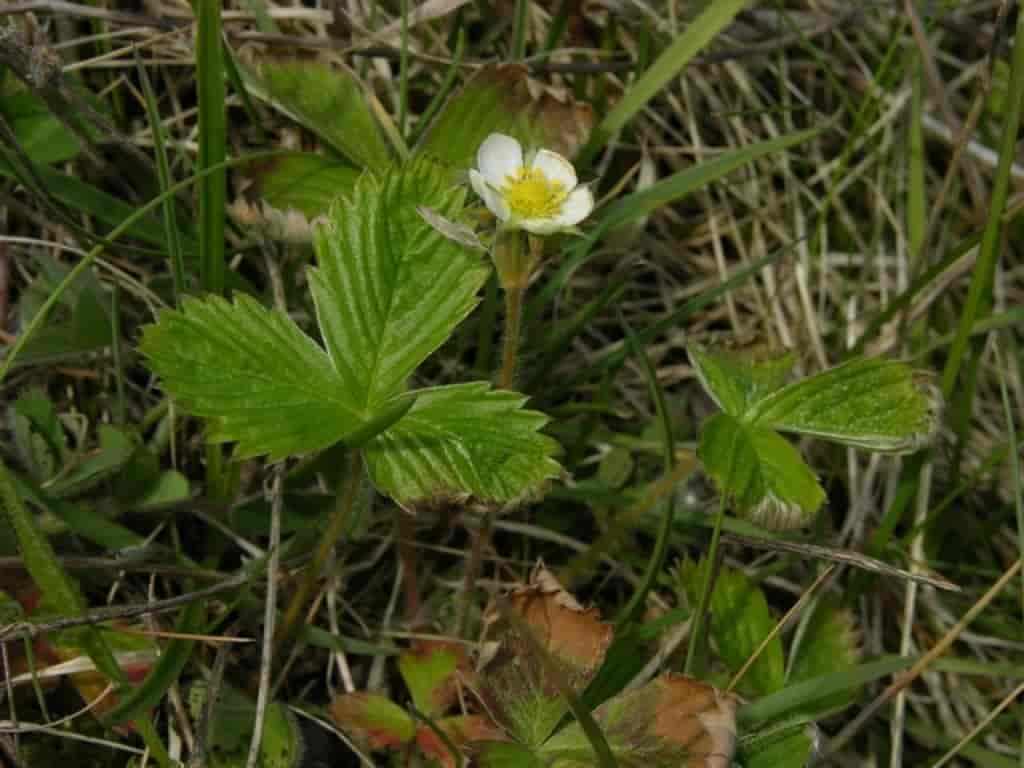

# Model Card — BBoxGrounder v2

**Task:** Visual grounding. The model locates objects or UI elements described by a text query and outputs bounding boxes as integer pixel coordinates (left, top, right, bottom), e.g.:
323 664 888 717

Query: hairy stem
684 492 727 675
396 510 422 626
273 449 362 665
457 507 494 637
499 283 525 389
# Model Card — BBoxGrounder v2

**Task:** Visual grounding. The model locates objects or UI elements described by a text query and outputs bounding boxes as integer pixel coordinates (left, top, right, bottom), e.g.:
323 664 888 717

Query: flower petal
519 217 562 235
554 185 594 227
469 169 511 222
477 133 523 187
530 149 577 191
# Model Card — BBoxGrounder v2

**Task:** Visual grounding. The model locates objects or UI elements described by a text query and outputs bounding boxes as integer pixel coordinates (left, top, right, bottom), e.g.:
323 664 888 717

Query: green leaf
244 58 391 170
140 293 365 460
581 0 749 160
738 719 819 768
787 600 860 715
687 343 796 417
469 741 544 768
329 692 417 748
363 383 561 504
698 413 825 529
746 357 941 453
9 388 66 481
417 64 591 168
248 151 361 219
0 87 83 165
196 0 227 294
48 425 136 498
398 641 461 718
738 655 913 729
309 160 489 409
104 602 203 726
682 563 785 698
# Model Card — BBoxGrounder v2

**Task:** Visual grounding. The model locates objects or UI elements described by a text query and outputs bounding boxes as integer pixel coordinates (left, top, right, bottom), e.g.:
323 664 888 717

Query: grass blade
580 0 749 164
196 0 227 295
940 8 1024 398
137 54 186 303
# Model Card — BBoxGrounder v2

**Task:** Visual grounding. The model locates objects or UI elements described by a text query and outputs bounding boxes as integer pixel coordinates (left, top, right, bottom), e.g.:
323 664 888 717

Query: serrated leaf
310 160 490 409
687 563 785 699
746 357 941 453
398 640 467 718
248 151 361 219
363 383 561 504
469 740 544 768
418 64 594 167
244 58 391 170
687 343 795 416
787 600 860 715
698 413 825 529
479 566 612 747
540 674 739 768
329 692 416 749
140 293 365 460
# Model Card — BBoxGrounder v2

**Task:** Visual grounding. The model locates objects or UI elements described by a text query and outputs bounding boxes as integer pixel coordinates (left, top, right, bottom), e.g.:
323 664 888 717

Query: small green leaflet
142 160 560 504
688 342 795 415
746 356 941 453
363 384 560 505
242 58 391 171
688 344 940 529
140 292 365 461
309 163 489 409
698 412 825 529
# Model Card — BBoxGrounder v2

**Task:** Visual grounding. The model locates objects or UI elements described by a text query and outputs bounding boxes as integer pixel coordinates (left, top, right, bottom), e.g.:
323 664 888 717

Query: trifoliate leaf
687 343 795 417
787 600 860 715
243 58 391 170
540 674 739 768
140 294 365 460
310 160 490 409
746 357 941 453
363 383 561 504
698 413 825 529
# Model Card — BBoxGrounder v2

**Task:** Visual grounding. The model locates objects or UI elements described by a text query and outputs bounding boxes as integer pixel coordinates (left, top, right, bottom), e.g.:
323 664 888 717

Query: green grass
1 3 1022 766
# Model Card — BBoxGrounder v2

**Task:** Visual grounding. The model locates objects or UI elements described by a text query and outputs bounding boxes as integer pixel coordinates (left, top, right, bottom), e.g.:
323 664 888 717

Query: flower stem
499 282 525 389
457 506 494 636
684 492 727 676
272 449 362 666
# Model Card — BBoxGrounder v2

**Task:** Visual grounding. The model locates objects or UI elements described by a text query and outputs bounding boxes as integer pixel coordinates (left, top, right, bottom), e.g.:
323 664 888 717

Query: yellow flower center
502 168 567 220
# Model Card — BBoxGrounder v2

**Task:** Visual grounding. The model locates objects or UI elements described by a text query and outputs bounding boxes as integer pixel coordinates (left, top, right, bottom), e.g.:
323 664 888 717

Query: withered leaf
540 674 739 768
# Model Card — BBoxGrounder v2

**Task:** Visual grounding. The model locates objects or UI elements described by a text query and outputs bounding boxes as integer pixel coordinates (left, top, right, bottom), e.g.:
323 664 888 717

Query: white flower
469 133 594 235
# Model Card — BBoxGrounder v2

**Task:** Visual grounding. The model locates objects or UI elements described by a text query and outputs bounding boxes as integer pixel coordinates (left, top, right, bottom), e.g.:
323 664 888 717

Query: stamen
502 168 567 220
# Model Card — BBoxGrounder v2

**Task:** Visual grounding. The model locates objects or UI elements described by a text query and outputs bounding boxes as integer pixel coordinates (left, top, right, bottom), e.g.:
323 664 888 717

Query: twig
0 2 175 29
0 567 265 644
930 680 1024 768
245 465 284 768
721 533 960 592
823 558 1023 758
